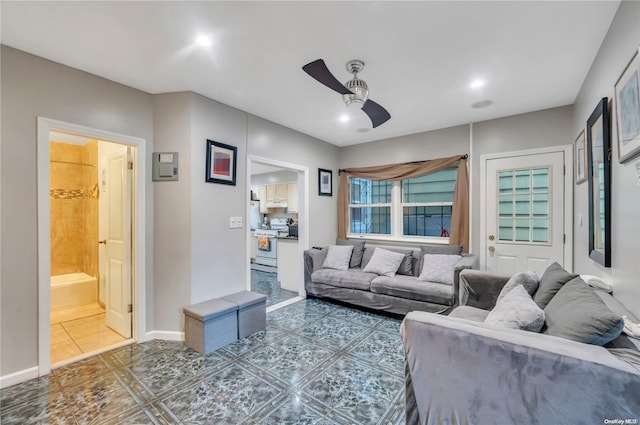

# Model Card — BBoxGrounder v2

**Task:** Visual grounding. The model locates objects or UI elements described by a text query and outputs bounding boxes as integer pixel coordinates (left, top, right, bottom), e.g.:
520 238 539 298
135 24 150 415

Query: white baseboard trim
145 330 184 341
0 366 39 389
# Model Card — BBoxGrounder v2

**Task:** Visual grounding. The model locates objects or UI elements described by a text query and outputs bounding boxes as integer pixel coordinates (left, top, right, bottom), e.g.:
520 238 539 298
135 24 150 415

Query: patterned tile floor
0 298 406 425
251 269 299 307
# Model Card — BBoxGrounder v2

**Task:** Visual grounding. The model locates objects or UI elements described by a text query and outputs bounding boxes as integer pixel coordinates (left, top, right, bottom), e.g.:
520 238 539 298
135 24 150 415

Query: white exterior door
483 149 568 276
105 146 132 338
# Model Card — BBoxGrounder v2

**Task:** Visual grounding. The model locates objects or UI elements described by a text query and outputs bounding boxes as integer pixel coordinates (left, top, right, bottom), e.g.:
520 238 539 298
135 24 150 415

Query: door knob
99 240 107 245
488 235 495 241
488 246 495 253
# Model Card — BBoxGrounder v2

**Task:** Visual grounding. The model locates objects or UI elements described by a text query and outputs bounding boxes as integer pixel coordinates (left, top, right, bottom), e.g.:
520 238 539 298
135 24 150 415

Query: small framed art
318 168 332 196
205 139 237 185
574 130 587 184
614 47 640 163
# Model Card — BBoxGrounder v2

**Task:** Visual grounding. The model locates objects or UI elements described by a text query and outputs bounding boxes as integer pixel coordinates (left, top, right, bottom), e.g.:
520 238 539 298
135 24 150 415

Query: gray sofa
303 244 478 315
401 268 640 425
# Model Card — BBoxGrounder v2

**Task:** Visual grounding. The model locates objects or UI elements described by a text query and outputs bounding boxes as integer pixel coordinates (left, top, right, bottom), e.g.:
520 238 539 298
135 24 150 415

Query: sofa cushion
419 244 463 275
311 269 378 291
363 248 405 277
322 245 354 271
371 275 454 305
336 239 366 268
418 254 461 285
543 276 624 345
533 262 578 309
497 271 539 302
485 284 546 332
449 306 490 322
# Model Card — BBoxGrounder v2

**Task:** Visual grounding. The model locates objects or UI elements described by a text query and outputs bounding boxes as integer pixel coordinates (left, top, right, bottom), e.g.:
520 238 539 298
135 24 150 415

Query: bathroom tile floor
51 307 127 365
3 298 406 424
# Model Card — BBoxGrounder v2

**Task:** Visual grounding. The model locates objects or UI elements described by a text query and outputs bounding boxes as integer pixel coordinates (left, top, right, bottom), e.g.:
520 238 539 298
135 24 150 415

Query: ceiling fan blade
362 99 391 128
302 59 352 95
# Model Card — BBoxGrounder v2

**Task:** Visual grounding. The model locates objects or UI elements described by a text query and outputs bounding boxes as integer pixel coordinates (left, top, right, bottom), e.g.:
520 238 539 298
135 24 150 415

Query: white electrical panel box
152 152 179 181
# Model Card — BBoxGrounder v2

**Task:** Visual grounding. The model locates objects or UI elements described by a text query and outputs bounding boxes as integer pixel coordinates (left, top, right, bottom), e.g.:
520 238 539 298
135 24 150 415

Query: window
348 168 457 241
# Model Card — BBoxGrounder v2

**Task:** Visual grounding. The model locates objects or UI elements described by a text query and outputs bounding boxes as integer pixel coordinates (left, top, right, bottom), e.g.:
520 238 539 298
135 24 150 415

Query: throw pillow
362 248 405 277
543 276 624 345
336 239 366 268
385 248 414 276
533 262 578 309
322 245 354 271
419 245 463 276
485 284 546 332
497 271 539 302
418 254 462 285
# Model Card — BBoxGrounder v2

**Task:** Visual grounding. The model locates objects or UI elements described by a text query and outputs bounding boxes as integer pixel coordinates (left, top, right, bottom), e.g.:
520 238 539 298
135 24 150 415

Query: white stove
254 229 278 237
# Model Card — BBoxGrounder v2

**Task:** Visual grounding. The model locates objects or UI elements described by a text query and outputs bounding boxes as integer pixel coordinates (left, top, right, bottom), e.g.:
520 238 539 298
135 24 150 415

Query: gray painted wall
0 46 155 375
247 115 340 247
571 1 640 318
152 93 192 331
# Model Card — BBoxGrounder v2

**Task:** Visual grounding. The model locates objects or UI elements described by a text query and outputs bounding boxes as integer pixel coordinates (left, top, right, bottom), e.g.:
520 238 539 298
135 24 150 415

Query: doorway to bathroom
37 118 148 375
49 135 132 365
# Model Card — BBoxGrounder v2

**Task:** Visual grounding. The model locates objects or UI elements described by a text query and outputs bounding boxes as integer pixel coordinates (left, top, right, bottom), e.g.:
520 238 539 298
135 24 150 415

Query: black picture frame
205 139 237 185
318 168 332 196
586 97 611 267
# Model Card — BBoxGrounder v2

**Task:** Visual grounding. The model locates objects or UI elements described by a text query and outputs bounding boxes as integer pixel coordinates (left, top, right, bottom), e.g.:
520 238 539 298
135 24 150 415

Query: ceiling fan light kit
302 58 391 128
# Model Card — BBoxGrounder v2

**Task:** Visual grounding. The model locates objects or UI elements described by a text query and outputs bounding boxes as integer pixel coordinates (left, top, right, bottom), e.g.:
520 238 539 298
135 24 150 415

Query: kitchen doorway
247 155 308 311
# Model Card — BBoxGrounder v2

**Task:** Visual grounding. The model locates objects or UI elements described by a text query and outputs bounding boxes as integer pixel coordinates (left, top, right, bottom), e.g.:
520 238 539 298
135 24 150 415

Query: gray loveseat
401 268 640 424
303 243 478 315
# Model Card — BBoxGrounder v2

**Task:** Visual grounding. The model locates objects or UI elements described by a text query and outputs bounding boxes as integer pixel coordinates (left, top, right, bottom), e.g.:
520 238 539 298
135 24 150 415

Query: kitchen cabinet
266 185 276 202
287 183 298 213
276 184 288 201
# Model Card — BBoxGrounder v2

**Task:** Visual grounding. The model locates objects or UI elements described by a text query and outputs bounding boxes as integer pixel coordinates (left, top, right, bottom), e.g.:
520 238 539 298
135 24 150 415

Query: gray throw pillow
418 254 462 285
362 248 405 277
336 239 366 268
385 248 413 276
485 284 545 332
533 262 578 309
543 277 624 345
497 271 539 302
419 245 463 275
322 245 354 271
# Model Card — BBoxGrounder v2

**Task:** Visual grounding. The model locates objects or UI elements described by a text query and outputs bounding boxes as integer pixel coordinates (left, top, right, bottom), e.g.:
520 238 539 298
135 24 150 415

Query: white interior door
105 146 132 338
484 150 566 276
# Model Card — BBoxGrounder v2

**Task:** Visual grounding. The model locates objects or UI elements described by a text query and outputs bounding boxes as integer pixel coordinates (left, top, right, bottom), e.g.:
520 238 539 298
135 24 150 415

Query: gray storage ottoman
222 291 267 338
183 298 238 355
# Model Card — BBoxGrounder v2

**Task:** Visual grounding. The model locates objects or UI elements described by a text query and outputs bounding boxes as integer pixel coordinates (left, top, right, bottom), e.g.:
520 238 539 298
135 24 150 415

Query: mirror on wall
586 97 611 267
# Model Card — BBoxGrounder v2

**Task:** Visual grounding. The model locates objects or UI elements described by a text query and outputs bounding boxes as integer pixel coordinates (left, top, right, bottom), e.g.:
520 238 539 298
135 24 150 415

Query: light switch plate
229 216 243 229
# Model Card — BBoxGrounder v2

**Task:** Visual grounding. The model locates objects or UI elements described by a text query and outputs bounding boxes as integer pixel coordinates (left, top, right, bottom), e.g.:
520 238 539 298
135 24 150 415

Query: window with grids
402 169 456 237
349 178 391 235
497 168 550 243
348 168 457 240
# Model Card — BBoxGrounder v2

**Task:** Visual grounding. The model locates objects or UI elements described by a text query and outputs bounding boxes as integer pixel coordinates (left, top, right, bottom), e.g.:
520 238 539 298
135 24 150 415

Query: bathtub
50 272 98 311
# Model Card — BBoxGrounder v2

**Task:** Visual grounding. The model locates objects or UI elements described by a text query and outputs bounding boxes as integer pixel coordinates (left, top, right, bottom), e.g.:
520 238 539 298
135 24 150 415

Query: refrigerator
250 201 261 230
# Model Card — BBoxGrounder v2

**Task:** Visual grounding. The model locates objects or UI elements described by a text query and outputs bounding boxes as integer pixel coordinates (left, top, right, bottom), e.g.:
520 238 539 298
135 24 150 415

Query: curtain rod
338 154 468 174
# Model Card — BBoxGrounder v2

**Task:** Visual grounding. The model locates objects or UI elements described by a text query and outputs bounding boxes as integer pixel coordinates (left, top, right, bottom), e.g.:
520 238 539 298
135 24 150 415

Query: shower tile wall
50 141 98 278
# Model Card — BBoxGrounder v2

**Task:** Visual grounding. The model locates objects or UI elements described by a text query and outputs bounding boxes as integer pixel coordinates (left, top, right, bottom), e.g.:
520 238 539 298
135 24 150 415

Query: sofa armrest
458 269 510 310
451 255 478 308
401 311 640 425
303 248 327 287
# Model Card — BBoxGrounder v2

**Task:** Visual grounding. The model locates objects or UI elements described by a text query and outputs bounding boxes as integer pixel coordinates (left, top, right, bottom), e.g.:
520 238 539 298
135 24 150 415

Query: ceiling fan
302 59 391 128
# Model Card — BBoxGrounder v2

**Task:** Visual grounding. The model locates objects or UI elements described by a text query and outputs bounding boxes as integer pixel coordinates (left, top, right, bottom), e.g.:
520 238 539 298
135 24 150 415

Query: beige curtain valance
337 154 469 252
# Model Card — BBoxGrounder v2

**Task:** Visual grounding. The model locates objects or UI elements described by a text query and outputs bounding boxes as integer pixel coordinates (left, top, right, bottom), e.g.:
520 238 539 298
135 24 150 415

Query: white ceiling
1 1 620 146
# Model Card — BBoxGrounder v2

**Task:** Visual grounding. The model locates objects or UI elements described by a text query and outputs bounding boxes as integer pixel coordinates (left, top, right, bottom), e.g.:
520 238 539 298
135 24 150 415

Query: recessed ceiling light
339 114 350 123
195 35 212 47
470 79 485 89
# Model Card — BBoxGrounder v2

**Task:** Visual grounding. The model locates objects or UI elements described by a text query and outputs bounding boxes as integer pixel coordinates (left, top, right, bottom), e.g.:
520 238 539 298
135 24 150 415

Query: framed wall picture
318 168 333 196
574 130 587 184
614 47 640 163
205 139 237 185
